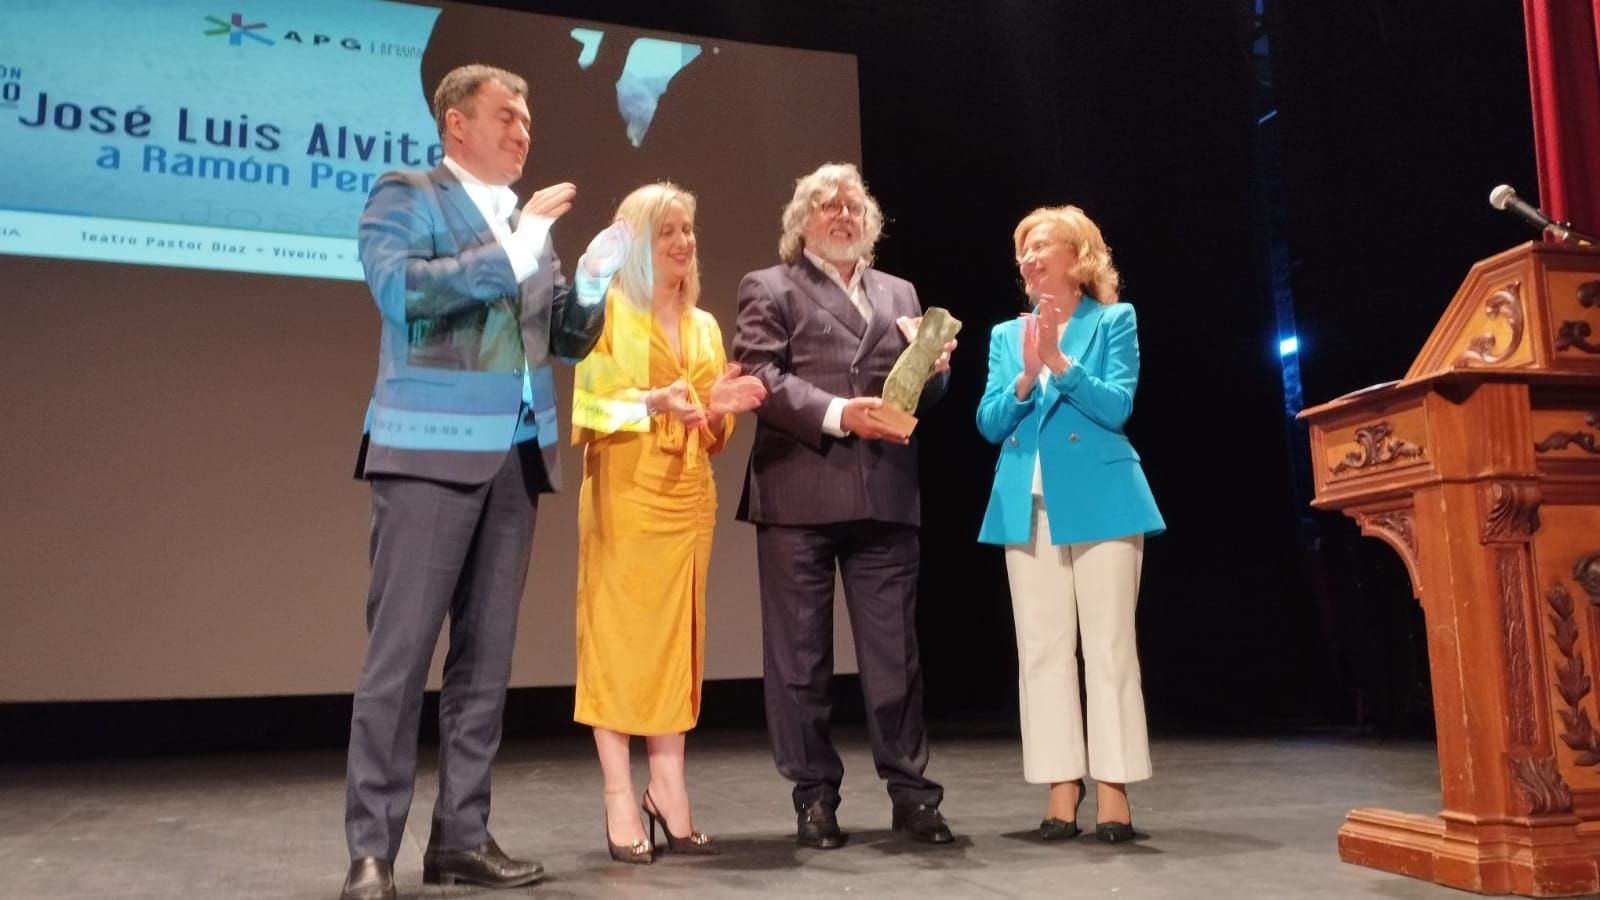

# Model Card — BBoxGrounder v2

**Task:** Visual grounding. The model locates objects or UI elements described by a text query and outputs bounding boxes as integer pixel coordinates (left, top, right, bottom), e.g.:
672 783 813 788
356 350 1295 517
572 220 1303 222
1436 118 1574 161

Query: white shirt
441 157 562 439
804 248 871 322
804 249 871 438
440 156 551 283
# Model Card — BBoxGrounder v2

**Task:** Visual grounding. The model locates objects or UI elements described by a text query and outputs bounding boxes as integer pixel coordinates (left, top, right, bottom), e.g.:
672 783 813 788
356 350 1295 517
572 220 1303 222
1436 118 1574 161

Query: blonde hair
612 182 700 311
1013 205 1120 304
777 162 884 266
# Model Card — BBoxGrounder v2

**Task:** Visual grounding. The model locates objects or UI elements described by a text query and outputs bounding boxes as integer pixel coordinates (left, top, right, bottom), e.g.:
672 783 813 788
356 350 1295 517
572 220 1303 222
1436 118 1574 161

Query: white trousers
1004 500 1150 784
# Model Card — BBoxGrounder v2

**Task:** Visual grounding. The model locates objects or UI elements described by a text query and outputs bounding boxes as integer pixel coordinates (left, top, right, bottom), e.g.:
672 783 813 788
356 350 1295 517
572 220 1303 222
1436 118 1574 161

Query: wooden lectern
1299 242 1600 895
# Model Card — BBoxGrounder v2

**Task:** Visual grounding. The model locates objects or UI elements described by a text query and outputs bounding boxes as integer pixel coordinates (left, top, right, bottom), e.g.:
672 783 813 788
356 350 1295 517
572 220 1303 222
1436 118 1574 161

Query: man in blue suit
341 64 628 900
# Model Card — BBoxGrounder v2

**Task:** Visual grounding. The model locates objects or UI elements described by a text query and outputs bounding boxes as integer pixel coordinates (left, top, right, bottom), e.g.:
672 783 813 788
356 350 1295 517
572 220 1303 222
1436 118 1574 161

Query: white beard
808 232 868 266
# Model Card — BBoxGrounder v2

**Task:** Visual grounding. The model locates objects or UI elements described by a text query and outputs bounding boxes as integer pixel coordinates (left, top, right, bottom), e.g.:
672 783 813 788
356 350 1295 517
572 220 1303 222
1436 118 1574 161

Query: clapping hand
1034 292 1070 374
521 182 576 222
707 363 767 417
1017 292 1072 398
655 379 708 430
580 219 633 279
1019 312 1043 383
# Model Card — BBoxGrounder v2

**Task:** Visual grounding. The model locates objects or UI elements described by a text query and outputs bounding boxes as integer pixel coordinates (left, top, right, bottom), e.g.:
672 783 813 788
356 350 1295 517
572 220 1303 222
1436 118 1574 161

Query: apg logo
199 13 366 52
204 13 274 47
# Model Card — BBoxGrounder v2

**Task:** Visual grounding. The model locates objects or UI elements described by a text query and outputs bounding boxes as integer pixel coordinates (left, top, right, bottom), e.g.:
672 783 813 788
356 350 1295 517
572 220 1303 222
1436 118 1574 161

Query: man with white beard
732 163 958 850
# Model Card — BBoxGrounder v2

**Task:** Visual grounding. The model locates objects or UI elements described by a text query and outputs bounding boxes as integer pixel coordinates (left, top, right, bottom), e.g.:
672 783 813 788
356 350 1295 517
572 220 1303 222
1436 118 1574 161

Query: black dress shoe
796 801 846 849
422 835 544 888
1095 821 1137 843
340 857 395 900
892 803 955 844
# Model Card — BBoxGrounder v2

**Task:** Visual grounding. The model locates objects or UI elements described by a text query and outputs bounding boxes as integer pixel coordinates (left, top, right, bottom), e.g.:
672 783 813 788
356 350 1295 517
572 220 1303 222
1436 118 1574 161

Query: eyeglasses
815 198 866 219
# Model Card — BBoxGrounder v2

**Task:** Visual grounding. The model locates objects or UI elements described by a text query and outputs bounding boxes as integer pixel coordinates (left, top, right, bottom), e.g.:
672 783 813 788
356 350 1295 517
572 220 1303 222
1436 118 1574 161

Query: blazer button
1069 433 1080 442
850 366 860 375
1009 436 1018 447
512 367 523 375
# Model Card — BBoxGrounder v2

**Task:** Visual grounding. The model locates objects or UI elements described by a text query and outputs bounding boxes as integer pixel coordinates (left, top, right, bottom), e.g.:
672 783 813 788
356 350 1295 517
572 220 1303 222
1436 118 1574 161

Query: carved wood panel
1355 507 1422 602
1457 282 1525 365
1575 551 1600 606
1548 577 1600 772
1331 422 1425 475
1509 755 1574 815
1556 279 1600 356
1500 550 1538 745
1481 481 1542 543
1534 410 1600 455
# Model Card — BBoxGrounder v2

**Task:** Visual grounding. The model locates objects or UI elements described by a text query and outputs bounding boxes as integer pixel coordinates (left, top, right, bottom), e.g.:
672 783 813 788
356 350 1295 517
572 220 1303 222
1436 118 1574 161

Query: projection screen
0 0 863 700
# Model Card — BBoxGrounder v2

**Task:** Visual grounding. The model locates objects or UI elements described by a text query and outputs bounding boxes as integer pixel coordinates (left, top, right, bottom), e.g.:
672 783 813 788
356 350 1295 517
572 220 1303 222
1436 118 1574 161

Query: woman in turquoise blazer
976 205 1164 843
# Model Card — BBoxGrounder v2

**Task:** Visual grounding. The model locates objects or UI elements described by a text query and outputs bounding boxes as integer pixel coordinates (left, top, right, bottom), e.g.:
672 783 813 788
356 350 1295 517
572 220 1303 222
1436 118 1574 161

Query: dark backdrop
474 0 1535 736
1269 1 1539 735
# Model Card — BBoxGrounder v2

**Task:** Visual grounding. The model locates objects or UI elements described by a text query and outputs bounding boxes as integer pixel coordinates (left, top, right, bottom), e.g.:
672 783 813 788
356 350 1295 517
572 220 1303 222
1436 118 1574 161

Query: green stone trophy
868 307 962 434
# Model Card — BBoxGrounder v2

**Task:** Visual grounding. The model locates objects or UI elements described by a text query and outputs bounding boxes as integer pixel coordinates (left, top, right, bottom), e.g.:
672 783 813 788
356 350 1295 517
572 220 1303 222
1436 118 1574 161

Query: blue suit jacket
976 297 1164 546
354 165 603 489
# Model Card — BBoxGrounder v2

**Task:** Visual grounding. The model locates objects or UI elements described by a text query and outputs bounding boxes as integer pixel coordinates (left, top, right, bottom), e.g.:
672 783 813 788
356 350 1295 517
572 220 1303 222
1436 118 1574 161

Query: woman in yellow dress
571 182 767 864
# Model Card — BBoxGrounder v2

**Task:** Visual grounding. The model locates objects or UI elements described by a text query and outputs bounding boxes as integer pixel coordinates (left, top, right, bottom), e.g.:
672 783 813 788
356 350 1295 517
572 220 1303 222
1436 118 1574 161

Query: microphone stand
1547 220 1599 247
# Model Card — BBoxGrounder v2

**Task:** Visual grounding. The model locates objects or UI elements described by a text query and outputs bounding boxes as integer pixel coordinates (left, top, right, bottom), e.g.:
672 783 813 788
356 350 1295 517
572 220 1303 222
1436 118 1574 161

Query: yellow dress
571 292 733 734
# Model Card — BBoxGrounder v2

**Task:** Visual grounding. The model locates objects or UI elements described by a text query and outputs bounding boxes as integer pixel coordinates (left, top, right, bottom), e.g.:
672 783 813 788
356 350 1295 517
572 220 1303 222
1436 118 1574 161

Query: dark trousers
344 447 536 861
756 520 943 812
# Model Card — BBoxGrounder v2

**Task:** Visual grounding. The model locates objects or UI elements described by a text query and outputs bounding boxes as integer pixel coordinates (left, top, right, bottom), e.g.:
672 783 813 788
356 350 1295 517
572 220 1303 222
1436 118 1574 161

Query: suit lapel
431 165 496 250
1060 296 1105 363
854 269 894 364
790 259 867 339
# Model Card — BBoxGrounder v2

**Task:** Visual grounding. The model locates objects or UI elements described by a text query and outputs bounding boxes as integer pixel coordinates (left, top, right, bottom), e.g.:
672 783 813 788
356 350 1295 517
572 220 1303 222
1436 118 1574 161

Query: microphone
1489 184 1577 243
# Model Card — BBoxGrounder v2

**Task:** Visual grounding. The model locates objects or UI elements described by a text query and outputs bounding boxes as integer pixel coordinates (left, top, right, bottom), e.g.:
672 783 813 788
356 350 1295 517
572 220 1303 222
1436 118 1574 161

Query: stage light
1279 336 1299 357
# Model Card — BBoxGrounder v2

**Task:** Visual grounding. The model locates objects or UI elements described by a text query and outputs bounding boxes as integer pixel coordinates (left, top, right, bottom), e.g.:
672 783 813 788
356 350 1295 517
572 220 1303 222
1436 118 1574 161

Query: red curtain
1523 1 1600 234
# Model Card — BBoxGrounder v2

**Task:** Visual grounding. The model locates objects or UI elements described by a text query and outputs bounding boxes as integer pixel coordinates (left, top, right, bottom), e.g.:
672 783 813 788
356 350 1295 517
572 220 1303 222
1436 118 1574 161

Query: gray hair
432 64 528 138
777 162 884 266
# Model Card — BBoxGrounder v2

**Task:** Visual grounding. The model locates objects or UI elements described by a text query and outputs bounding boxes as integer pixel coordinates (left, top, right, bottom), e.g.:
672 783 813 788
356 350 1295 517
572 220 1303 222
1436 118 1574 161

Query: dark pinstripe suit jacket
732 258 949 527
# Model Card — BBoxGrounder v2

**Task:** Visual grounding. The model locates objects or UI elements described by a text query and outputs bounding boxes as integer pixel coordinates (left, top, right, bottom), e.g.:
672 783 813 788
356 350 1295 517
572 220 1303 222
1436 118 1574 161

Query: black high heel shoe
603 790 654 865
1095 821 1136 843
1094 784 1137 843
1038 778 1085 841
605 828 655 864
642 789 718 855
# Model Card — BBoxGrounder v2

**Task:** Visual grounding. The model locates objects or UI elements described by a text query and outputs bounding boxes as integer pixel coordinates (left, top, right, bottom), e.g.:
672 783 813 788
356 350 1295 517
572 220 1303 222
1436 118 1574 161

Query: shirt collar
442 156 517 224
803 248 865 294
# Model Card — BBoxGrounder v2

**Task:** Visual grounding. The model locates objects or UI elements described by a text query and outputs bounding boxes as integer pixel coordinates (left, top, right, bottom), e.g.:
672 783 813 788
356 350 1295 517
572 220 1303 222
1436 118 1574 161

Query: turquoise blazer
976 297 1165 546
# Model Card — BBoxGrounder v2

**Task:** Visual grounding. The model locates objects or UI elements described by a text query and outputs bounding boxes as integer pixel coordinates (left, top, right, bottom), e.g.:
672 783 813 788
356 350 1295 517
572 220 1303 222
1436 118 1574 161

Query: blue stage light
1279 336 1299 357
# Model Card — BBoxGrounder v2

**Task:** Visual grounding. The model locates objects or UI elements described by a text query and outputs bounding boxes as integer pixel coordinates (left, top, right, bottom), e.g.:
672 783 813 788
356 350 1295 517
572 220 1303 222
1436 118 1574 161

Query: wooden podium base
1339 808 1600 896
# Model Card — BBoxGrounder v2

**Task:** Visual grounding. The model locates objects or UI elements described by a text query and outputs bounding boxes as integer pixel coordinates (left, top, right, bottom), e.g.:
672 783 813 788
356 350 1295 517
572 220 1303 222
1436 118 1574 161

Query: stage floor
0 728 1462 898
